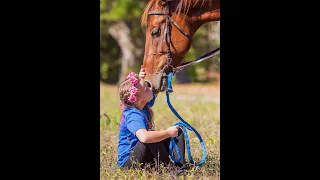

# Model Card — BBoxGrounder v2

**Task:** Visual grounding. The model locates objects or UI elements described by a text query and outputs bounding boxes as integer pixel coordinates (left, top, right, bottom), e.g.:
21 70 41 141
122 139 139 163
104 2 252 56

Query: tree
108 22 142 81
100 0 147 83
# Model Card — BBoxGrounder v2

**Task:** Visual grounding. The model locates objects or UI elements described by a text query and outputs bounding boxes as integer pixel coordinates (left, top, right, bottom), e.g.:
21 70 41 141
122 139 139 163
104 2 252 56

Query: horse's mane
141 0 213 27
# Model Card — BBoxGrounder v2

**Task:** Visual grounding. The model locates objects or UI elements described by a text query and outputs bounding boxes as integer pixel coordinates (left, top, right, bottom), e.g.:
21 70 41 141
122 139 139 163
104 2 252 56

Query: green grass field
100 83 220 180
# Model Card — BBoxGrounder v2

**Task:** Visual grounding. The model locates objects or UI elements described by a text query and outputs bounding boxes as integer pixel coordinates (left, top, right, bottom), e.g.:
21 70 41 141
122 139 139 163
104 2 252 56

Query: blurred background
100 0 220 179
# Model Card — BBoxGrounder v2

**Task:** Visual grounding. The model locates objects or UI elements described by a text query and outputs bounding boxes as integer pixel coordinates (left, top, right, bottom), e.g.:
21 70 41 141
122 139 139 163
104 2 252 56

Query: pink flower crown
125 72 139 103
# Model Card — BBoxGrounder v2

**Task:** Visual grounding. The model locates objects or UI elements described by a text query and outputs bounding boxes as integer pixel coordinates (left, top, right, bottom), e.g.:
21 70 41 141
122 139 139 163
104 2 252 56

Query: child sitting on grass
117 69 188 173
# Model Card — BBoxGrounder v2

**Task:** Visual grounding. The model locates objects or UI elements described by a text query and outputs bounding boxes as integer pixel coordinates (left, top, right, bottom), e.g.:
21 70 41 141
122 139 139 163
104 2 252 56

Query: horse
140 0 220 94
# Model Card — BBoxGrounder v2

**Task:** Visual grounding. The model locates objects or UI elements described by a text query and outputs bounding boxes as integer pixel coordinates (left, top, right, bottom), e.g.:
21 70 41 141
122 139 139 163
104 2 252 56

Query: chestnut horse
141 0 220 94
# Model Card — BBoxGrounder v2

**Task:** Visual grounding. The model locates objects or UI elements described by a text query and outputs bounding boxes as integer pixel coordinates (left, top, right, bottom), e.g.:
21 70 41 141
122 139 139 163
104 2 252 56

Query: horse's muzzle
150 72 168 94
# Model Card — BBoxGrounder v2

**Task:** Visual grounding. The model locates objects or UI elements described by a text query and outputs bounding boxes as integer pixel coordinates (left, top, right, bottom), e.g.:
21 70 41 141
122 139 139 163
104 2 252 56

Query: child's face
136 78 153 104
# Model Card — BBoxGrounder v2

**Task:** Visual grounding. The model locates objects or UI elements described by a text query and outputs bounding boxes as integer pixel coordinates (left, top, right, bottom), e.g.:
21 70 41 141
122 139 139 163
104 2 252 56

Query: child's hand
166 126 180 137
139 68 146 79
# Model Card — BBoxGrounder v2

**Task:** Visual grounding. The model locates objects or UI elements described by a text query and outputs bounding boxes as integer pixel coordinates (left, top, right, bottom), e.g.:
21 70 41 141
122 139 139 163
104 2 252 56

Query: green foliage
100 0 146 21
100 24 121 83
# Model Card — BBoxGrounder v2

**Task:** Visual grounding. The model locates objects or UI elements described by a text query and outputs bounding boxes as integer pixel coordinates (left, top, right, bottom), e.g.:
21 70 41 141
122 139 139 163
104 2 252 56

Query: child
117 69 187 170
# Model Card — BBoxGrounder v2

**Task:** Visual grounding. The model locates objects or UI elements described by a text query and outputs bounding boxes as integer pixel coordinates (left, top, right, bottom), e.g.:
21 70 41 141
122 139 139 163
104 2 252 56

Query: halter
147 0 220 75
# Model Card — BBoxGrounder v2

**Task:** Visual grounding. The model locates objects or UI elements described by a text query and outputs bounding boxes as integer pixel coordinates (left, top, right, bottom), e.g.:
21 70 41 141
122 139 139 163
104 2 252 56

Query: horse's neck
189 0 219 8
189 1 220 35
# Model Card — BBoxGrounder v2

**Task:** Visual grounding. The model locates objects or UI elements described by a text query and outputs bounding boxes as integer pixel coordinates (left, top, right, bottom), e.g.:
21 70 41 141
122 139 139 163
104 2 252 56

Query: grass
100 83 220 179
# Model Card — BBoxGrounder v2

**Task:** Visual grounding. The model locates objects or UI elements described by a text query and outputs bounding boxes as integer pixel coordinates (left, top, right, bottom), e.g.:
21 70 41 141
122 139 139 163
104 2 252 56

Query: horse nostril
145 81 152 88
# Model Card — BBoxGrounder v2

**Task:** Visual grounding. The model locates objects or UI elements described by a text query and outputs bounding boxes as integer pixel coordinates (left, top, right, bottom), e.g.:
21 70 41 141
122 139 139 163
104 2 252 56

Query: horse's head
141 0 220 94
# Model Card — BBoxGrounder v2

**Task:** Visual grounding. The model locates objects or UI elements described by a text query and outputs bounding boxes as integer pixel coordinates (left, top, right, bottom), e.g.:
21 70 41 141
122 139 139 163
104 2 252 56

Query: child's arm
136 126 179 143
127 112 179 143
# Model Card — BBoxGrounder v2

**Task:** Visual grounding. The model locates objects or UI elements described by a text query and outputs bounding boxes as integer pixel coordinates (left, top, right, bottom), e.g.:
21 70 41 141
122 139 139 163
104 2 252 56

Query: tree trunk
108 21 141 82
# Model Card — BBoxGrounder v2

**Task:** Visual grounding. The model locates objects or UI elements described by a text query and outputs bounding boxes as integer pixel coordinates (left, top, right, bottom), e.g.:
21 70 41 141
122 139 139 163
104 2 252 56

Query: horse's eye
151 28 161 38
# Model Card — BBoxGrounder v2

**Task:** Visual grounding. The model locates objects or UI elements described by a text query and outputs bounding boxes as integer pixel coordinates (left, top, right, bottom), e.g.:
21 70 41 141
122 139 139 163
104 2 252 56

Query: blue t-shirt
117 94 156 167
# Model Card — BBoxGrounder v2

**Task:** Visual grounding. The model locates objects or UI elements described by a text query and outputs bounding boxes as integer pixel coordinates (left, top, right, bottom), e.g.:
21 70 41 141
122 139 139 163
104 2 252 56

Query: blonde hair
118 76 155 130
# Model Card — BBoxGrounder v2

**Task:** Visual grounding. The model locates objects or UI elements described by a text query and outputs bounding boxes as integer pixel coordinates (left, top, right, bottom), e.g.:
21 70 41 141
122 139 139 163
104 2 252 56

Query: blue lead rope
167 72 206 166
